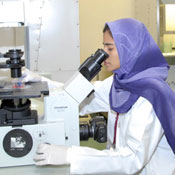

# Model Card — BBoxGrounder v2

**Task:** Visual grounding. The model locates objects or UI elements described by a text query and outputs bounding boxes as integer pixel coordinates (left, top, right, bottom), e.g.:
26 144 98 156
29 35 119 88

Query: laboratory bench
0 139 106 175
0 165 70 175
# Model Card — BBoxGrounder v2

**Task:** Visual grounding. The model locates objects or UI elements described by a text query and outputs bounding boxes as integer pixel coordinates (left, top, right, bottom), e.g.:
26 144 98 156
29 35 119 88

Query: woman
34 18 175 175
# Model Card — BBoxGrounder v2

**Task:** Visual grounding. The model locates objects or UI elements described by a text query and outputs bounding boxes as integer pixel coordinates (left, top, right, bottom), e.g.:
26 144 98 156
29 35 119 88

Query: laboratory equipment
0 49 108 167
80 115 107 143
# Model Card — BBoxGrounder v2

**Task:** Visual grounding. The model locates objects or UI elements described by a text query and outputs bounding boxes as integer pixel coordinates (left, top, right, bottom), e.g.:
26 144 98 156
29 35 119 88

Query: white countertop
0 165 70 175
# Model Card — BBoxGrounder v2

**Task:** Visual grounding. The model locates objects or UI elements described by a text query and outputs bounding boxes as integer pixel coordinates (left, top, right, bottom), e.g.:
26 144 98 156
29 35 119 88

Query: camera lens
80 123 90 141
79 116 107 143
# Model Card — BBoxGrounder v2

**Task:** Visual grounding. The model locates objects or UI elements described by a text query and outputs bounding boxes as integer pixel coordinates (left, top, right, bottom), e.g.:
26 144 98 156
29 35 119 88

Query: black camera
80 116 107 143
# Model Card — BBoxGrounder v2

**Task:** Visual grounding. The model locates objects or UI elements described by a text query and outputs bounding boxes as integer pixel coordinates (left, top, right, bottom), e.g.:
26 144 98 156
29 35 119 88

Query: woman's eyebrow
103 42 115 46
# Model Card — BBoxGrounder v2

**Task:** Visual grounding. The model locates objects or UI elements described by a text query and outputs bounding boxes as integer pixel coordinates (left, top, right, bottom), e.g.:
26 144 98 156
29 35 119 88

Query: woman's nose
103 47 108 54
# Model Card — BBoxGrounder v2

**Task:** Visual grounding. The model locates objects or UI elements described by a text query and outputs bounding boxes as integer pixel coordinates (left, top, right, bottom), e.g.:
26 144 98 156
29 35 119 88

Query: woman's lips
104 61 110 66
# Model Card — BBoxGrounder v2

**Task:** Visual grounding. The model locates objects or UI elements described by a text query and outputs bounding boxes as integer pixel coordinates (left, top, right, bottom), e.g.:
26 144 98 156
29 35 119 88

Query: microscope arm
64 49 109 104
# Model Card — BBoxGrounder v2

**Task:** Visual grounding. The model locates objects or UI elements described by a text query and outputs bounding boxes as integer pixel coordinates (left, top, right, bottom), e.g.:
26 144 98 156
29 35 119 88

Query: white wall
25 0 80 82
0 0 80 83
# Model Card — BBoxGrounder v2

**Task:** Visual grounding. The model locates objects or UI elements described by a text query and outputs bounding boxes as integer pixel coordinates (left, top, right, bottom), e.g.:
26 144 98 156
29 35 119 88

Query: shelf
163 53 175 65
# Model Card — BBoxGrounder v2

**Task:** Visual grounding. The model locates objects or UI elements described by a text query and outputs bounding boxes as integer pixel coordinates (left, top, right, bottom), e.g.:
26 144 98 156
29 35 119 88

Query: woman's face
103 30 120 72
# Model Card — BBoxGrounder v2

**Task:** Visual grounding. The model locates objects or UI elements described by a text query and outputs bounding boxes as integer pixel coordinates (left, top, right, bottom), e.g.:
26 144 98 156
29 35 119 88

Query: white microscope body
44 71 94 146
0 49 108 167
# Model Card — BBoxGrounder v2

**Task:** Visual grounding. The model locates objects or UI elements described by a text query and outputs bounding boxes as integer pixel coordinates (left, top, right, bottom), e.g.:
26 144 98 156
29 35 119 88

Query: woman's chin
104 66 113 72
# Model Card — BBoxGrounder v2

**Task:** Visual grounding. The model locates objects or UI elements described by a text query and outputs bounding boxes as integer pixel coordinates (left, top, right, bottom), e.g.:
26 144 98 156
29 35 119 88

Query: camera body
80 116 107 143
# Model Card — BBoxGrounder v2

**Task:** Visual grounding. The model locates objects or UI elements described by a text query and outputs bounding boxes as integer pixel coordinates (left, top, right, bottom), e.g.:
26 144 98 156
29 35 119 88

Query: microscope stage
0 81 49 99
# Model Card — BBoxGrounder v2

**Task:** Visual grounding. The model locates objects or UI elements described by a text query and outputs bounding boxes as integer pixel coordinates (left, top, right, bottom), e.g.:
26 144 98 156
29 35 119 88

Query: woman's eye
108 48 113 51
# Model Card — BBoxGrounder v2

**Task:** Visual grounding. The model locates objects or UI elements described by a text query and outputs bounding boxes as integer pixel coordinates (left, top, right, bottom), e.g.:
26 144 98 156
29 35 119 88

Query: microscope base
0 120 66 167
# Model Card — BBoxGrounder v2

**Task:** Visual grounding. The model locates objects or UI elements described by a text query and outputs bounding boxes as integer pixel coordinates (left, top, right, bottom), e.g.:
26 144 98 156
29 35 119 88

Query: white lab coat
69 76 175 175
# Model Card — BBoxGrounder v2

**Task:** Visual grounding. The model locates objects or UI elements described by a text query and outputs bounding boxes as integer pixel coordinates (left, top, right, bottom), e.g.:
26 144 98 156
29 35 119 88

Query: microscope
0 49 108 167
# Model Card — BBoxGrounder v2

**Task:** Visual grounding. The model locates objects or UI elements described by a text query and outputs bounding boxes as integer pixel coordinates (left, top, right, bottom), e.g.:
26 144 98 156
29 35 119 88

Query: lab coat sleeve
79 76 113 115
69 98 163 175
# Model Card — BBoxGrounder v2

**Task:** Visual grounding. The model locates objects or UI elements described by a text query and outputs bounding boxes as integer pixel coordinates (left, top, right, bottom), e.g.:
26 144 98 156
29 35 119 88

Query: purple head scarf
107 18 175 153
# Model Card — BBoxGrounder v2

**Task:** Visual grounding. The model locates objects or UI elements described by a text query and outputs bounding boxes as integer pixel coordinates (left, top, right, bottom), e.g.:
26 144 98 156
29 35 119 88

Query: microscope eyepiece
93 49 109 65
79 49 109 81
